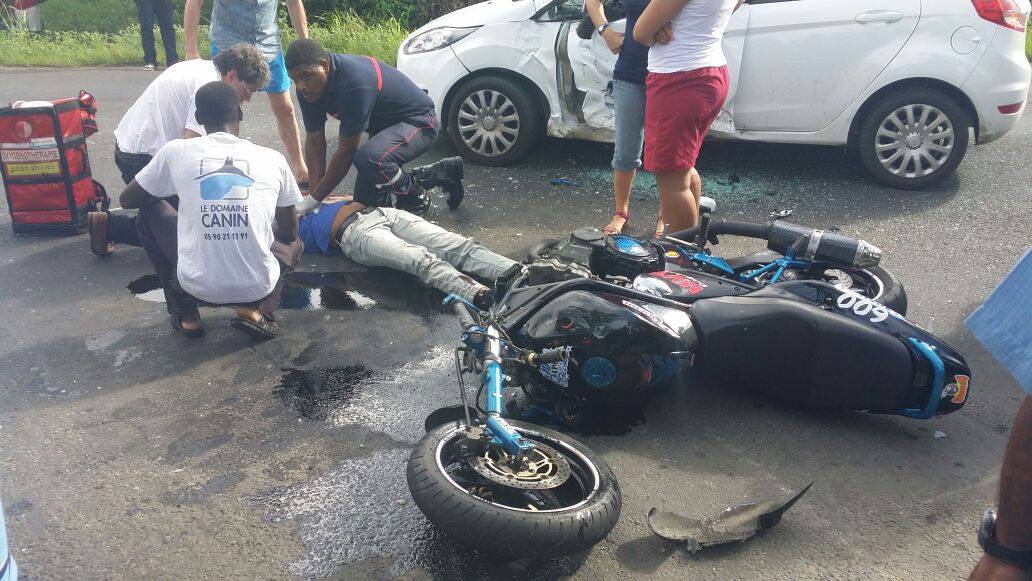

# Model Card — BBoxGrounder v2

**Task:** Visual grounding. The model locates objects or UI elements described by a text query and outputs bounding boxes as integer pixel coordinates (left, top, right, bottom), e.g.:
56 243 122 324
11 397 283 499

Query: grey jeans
612 79 647 172
340 208 518 301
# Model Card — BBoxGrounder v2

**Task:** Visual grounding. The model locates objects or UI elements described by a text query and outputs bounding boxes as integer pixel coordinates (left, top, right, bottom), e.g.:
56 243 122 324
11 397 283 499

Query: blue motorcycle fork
483 327 534 456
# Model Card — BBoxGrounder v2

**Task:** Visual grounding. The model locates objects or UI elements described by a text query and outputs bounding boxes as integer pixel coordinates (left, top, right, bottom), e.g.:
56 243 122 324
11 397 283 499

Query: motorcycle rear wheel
406 419 621 558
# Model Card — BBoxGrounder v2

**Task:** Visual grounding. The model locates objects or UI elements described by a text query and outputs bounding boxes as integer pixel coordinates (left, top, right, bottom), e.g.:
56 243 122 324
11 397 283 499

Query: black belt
339 206 380 235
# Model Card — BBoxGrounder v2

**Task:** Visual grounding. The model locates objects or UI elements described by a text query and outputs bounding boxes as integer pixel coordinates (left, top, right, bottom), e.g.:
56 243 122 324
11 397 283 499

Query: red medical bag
0 92 106 234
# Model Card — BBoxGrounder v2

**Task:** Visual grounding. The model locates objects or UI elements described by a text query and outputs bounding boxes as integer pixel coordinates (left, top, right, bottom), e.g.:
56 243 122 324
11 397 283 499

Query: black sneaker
395 183 432 215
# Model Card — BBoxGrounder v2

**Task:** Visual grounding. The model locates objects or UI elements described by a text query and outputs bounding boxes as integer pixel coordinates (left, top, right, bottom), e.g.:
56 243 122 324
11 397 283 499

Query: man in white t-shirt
120 81 302 340
89 44 271 257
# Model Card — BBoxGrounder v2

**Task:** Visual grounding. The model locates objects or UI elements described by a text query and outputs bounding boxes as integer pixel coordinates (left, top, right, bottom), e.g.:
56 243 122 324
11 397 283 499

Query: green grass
1026 29 1031 62
0 12 408 67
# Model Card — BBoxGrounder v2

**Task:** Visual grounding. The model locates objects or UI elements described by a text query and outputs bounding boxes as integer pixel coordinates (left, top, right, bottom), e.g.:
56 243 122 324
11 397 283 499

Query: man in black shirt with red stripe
285 39 463 216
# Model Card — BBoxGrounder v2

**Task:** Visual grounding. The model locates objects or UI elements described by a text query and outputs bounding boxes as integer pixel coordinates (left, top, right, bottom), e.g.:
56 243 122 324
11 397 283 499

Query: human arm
119 180 161 210
184 0 203 60
970 396 1032 580
275 205 299 243
303 130 327 191
309 133 361 202
586 0 623 54
286 0 309 39
634 0 689 47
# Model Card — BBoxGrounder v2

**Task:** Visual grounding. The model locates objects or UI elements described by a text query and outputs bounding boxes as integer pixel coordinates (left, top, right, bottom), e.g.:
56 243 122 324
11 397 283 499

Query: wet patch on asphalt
274 366 374 421
129 269 447 318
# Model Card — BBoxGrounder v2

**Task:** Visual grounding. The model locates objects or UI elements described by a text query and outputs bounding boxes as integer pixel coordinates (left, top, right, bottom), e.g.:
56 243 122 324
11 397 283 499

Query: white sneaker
699 196 717 214
142 63 156 71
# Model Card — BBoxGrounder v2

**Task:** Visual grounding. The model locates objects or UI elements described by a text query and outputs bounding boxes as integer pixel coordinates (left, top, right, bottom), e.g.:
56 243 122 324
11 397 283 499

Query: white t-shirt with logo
134 133 302 304
113 60 221 155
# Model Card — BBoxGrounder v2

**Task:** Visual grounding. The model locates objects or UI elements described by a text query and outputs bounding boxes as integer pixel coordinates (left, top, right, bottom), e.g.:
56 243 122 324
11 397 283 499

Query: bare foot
654 216 666 238
603 213 629 235
180 316 202 332
235 307 263 324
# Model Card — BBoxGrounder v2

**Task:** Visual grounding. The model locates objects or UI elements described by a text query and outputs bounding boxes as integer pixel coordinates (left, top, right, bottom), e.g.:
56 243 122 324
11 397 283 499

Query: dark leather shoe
88 211 114 257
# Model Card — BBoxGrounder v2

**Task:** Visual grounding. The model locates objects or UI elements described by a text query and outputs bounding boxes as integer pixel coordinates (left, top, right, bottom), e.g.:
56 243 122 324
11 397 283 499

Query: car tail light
998 102 1024 114
971 0 1028 32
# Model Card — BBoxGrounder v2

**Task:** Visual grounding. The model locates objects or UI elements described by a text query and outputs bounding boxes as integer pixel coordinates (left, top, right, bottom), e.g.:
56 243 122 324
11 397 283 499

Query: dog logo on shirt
198 157 254 201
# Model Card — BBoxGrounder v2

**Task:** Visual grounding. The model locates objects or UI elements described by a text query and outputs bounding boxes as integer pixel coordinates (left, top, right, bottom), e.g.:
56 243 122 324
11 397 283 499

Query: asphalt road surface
1 68 1030 580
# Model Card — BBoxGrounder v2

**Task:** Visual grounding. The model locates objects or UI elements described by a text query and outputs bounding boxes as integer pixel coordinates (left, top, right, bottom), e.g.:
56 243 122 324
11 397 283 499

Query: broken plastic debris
647 482 813 553
550 178 578 187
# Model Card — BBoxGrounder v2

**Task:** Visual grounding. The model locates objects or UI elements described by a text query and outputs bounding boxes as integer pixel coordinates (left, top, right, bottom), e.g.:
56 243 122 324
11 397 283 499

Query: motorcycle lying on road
407 215 971 558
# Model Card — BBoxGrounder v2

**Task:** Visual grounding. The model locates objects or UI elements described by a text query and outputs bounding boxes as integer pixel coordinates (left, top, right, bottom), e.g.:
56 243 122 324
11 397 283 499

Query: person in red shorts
634 0 742 233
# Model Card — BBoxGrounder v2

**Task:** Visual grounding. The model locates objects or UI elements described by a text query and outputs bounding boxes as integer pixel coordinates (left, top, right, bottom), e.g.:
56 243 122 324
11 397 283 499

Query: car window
537 0 584 22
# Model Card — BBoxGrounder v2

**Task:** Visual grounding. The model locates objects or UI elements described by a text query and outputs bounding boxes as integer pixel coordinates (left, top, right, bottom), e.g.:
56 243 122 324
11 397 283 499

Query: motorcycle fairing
689 281 970 415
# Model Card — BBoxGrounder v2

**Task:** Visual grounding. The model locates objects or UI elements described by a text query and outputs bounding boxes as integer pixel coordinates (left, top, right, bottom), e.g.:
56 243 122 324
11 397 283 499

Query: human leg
133 0 158 68
656 170 697 233
381 208 518 281
340 211 484 301
352 114 439 212
644 68 728 232
135 199 201 333
607 79 647 235
152 0 178 66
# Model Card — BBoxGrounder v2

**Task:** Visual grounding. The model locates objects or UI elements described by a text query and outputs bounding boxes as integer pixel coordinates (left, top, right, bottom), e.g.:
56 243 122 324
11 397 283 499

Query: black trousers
353 112 439 207
134 0 179 67
136 199 288 320
109 145 172 247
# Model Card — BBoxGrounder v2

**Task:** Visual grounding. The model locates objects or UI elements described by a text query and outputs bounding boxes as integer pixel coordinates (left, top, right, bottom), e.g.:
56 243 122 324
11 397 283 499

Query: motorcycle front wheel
406 419 621 558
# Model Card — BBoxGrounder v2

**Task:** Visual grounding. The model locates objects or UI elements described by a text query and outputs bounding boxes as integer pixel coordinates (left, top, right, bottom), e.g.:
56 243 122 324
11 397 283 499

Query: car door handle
856 10 905 24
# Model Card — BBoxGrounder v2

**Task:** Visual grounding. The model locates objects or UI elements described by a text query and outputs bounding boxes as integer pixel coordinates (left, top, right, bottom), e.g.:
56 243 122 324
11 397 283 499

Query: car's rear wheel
857 87 971 190
447 75 542 166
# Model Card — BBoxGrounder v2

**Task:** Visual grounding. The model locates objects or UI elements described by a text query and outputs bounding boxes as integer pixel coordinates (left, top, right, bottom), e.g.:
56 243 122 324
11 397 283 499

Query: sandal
170 314 205 338
602 211 630 236
231 314 280 341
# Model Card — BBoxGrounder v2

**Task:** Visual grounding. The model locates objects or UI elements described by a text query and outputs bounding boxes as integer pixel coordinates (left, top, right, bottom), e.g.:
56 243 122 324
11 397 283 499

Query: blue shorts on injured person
210 42 291 94
965 248 1032 395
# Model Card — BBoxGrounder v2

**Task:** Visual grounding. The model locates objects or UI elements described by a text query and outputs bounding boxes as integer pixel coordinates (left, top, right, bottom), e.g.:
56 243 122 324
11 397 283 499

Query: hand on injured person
295 195 322 217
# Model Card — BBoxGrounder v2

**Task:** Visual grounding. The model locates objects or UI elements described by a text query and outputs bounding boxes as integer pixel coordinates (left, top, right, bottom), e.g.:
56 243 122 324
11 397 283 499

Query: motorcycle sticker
539 346 573 388
581 357 617 389
835 290 891 323
943 374 970 404
653 271 707 295
632 276 673 297
637 353 691 390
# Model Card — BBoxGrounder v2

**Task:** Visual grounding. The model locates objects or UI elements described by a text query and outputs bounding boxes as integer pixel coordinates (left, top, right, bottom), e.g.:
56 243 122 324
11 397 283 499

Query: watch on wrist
597 23 611 35
979 508 1032 570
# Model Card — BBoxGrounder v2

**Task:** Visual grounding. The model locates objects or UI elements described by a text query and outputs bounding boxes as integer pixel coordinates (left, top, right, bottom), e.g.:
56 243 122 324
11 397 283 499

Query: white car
397 0 1030 189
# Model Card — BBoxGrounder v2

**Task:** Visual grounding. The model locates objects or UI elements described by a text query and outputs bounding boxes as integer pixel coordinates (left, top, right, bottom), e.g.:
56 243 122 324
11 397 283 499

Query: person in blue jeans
184 0 310 184
134 0 179 70
965 249 1032 579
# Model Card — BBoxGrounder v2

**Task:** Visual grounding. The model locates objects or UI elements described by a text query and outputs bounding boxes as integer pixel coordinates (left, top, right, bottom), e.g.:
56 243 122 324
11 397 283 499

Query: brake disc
469 440 572 490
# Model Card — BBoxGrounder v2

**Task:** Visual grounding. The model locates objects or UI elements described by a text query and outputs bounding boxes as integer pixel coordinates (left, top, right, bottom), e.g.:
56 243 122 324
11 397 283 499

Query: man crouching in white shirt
120 81 302 340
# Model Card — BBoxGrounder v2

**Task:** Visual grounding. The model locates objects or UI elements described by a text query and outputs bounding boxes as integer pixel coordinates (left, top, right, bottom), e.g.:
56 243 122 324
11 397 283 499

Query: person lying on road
90 44 272 257
296 194 518 309
120 81 302 340
284 38 463 217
